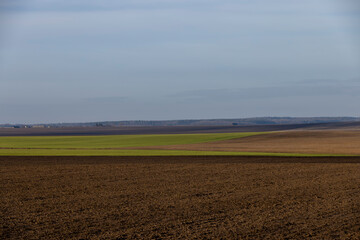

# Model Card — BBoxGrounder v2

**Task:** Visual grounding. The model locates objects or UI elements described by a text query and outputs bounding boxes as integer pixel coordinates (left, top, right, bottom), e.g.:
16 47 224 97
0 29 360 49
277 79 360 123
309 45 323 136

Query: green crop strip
0 132 263 149
0 132 356 157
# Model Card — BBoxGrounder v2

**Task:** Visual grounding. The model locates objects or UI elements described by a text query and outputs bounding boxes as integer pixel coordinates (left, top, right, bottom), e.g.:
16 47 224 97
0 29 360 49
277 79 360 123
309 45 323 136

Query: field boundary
1 155 360 164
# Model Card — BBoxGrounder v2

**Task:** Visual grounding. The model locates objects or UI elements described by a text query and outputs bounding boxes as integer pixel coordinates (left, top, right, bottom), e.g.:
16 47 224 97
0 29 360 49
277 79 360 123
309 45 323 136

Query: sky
0 0 359 124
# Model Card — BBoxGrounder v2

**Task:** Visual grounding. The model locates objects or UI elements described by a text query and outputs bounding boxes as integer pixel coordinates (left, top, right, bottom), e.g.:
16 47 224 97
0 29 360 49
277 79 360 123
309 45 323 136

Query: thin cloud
170 85 360 102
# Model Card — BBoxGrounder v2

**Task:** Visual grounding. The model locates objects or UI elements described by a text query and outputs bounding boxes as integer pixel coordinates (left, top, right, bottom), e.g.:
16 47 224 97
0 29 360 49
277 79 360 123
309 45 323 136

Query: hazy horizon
1 0 359 124
2 116 360 126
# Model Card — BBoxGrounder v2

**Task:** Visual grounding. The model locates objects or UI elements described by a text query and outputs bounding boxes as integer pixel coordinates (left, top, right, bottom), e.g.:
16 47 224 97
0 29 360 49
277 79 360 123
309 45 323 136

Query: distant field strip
0 131 358 156
0 132 267 156
0 132 261 148
0 148 351 156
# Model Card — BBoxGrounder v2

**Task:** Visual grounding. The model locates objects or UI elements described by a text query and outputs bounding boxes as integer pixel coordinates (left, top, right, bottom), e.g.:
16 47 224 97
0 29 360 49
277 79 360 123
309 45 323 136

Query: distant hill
0 117 360 128
0 120 360 136
300 121 360 130
0 118 360 136
1 117 359 128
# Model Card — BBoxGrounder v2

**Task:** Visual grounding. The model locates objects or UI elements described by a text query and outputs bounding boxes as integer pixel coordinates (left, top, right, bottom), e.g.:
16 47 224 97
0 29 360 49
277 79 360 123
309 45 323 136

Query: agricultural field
0 132 277 156
1 130 360 239
141 130 360 155
0 130 360 156
1 156 360 239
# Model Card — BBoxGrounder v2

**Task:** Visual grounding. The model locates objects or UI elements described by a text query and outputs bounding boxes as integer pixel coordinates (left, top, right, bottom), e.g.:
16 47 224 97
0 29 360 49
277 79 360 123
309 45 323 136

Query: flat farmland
1 131 360 156
1 130 360 239
0 132 270 156
144 131 360 155
1 156 360 239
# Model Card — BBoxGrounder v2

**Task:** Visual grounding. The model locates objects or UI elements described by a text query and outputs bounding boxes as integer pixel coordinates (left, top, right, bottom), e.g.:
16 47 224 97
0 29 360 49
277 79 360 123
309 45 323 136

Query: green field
0 132 353 156
0 132 261 148
0 132 259 156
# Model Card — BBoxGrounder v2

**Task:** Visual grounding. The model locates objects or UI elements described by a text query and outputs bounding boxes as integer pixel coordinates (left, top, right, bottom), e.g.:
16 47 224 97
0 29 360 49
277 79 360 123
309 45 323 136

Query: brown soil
1 156 360 239
138 130 360 155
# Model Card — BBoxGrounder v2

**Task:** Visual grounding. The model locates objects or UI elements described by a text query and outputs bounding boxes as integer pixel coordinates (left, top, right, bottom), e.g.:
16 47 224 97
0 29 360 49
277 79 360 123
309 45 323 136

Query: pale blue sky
0 0 359 123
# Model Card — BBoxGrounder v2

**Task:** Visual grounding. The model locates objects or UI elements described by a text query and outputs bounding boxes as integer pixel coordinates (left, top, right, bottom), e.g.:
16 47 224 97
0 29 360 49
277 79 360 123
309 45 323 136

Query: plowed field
1 156 360 239
138 131 360 155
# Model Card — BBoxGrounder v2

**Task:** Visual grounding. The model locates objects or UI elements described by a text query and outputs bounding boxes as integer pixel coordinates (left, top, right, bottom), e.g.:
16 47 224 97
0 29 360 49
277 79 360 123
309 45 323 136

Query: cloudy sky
1 0 359 123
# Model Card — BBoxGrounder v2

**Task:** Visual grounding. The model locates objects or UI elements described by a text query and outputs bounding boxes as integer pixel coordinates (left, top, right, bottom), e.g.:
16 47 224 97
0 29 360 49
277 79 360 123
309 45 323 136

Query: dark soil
1 156 360 239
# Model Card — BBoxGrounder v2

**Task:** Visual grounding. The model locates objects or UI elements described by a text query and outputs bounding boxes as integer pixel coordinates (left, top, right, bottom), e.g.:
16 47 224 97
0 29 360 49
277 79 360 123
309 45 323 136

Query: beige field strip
132 130 360 155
